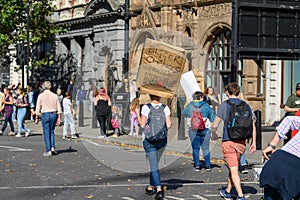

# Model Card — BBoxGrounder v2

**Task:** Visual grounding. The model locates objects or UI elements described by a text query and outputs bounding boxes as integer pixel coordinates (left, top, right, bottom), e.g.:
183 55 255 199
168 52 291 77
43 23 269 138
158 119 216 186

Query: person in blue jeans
183 91 215 171
136 94 172 200
35 81 62 157
0 87 15 136
15 88 30 137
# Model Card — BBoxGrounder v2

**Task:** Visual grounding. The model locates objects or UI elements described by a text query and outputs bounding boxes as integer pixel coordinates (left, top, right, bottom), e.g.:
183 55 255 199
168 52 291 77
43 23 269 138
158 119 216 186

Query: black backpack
226 100 253 140
144 104 167 142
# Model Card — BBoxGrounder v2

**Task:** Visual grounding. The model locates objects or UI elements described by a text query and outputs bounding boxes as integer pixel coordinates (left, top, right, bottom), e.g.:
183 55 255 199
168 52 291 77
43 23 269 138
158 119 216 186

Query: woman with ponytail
94 87 111 138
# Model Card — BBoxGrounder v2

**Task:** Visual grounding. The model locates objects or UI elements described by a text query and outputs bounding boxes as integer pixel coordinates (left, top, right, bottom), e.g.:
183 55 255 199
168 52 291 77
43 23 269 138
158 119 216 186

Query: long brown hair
130 98 140 112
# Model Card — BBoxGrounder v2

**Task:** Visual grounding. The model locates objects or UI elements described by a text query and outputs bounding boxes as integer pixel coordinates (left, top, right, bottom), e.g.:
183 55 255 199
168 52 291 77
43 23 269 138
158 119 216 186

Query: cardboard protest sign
137 38 187 97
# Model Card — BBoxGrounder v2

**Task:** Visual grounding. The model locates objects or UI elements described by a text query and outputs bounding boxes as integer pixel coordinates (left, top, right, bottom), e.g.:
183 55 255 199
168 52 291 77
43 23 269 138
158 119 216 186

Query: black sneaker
145 186 156 195
154 190 164 200
241 166 248 174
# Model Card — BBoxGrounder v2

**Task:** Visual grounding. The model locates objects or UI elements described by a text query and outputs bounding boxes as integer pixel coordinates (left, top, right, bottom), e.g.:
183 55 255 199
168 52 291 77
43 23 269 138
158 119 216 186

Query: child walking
62 92 78 139
129 98 140 136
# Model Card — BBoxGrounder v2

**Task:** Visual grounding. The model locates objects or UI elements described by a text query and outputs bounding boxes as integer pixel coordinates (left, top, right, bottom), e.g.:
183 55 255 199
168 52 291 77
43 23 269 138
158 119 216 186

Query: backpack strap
226 99 246 106
147 103 166 110
146 103 153 109
226 99 234 106
192 104 203 111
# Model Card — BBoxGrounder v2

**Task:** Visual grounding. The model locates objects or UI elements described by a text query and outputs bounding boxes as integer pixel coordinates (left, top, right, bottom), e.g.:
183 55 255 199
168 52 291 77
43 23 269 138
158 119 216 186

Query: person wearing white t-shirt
62 92 78 139
136 94 172 200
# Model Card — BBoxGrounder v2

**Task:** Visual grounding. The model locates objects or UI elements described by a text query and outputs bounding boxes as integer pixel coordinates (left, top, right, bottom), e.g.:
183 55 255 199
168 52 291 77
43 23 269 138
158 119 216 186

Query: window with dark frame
205 29 242 102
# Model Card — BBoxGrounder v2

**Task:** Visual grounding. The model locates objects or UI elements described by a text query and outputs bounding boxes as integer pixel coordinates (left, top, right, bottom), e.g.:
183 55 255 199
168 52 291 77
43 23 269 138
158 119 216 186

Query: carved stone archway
84 0 124 16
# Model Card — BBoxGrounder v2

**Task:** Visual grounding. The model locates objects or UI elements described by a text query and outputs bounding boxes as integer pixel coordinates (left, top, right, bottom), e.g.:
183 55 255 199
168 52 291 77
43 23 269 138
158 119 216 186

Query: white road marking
0 145 33 152
165 196 185 200
0 181 260 190
122 197 135 200
192 195 208 200
83 140 121 148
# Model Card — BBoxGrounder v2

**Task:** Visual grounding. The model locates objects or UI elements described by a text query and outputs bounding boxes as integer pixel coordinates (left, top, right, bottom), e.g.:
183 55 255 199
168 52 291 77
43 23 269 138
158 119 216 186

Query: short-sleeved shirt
141 103 171 140
16 94 28 108
141 103 171 118
63 98 72 114
285 94 300 116
216 98 252 142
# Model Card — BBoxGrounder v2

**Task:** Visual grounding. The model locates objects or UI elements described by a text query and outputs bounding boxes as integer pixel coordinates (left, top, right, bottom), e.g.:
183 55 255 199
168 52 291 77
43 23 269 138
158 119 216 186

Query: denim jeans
41 112 58 152
188 128 211 168
17 107 29 135
143 138 167 187
12 105 16 121
63 113 76 136
2 115 15 133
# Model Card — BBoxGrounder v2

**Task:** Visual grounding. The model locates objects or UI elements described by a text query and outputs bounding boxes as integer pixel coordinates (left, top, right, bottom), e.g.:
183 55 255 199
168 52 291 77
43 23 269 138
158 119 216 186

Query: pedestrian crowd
0 79 299 200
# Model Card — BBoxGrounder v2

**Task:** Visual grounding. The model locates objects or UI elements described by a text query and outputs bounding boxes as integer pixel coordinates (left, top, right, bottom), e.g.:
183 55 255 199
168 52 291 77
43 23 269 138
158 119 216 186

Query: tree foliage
0 0 67 75
0 0 66 45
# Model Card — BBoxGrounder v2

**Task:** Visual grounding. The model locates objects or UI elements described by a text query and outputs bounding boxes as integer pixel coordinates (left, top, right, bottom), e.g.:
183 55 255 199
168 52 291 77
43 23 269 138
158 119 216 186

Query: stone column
70 36 83 84
82 35 93 87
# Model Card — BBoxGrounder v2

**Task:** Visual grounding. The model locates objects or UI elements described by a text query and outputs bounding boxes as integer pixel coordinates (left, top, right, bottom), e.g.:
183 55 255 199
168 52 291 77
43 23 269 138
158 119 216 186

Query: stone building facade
8 0 298 125
50 0 126 94
129 0 300 125
129 0 265 118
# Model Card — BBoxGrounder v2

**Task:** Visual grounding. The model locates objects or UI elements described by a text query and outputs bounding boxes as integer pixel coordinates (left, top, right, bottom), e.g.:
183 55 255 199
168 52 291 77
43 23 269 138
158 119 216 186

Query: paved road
0 133 263 200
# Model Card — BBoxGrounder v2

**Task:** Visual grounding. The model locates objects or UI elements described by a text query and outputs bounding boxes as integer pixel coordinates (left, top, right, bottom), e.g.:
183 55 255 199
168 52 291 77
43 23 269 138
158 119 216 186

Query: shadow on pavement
57 148 78 155
163 179 203 190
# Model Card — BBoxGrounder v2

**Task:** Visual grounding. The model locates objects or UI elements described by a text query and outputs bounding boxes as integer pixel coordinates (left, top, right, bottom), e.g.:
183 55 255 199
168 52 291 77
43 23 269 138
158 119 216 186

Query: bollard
254 110 262 150
92 105 98 128
79 101 84 127
177 96 186 140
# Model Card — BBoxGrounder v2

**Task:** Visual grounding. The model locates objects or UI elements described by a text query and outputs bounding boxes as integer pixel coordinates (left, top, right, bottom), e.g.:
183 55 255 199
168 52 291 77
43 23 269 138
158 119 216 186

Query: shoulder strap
226 99 234 106
239 100 246 106
192 104 202 111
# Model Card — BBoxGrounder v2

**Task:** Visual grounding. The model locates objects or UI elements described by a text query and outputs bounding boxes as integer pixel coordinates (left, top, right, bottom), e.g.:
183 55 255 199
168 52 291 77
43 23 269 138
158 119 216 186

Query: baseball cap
296 83 300 90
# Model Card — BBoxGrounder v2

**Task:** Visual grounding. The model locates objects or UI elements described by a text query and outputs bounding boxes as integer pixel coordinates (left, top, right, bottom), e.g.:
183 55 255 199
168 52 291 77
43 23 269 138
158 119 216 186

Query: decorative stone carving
198 3 231 18
155 12 161 25
139 13 152 27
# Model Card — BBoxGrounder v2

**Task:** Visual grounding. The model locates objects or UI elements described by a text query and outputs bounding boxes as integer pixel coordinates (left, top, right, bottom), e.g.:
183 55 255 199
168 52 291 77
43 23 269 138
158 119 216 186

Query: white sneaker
25 129 30 137
43 151 52 157
0 130 2 135
8 132 15 136
71 135 78 139
62 136 66 139
97 135 106 139
51 147 57 155
15 134 22 138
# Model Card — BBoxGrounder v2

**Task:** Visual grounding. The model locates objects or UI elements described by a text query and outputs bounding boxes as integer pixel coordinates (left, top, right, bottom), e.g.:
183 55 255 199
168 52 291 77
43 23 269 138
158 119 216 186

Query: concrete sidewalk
21 105 281 166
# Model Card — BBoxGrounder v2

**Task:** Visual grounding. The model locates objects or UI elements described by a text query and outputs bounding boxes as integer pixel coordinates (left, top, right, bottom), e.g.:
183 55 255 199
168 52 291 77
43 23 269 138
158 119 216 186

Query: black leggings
96 115 107 136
